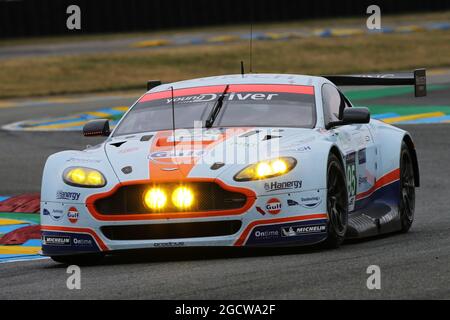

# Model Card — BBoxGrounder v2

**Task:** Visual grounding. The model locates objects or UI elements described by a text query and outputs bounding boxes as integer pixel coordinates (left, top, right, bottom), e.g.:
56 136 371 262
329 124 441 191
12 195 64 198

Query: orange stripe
234 213 328 246
356 168 400 200
148 128 252 182
140 84 314 103
41 225 109 251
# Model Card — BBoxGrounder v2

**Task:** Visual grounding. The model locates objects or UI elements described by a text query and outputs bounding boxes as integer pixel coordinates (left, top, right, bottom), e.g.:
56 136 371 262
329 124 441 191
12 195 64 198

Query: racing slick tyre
322 153 348 249
399 141 415 233
51 253 105 265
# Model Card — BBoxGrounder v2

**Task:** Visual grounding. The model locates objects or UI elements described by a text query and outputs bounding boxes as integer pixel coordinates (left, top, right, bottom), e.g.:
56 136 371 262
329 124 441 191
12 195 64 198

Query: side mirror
342 107 370 124
83 119 110 137
326 107 370 129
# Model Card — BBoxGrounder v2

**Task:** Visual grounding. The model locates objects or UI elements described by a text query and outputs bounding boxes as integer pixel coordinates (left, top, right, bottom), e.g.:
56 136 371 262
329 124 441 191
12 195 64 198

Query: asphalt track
0 86 450 299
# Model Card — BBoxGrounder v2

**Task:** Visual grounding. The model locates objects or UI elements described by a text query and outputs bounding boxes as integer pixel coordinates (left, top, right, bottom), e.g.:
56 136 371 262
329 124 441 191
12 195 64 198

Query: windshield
113 84 316 136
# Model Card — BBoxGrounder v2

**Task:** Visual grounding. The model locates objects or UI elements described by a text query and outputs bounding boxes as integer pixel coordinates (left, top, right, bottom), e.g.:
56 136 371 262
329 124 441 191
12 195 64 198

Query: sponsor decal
118 147 140 154
287 196 322 208
166 93 280 105
264 180 302 192
73 237 93 246
154 242 185 247
301 196 322 208
41 231 101 254
358 176 368 185
281 224 327 237
358 148 367 164
67 207 79 224
51 209 64 221
256 206 266 215
254 230 279 239
148 150 206 159
42 235 71 246
43 208 50 216
280 145 312 152
244 219 329 245
265 198 282 215
66 158 102 163
56 191 81 201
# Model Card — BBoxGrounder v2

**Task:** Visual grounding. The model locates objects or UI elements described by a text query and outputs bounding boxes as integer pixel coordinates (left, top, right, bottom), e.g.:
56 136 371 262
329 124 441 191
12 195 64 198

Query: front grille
101 220 242 240
94 182 247 215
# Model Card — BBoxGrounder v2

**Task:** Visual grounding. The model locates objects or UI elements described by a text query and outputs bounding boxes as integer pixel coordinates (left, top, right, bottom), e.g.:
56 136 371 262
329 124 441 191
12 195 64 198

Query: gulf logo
67 206 79 224
266 198 282 215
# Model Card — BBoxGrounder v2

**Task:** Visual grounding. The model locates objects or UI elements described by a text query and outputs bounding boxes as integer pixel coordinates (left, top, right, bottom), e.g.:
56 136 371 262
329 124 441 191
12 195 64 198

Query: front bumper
40 188 328 256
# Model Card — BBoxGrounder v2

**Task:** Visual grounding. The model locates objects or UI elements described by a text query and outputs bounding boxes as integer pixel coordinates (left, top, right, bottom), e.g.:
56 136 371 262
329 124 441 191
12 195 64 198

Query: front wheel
322 153 349 248
399 142 415 232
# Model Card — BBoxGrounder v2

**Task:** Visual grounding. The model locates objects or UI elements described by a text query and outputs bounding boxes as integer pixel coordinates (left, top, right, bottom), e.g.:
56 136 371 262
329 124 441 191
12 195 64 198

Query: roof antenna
241 61 245 76
249 0 254 73
170 86 176 155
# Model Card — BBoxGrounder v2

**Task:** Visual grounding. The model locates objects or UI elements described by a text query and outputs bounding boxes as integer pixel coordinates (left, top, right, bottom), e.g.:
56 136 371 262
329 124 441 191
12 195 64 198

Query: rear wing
323 68 426 97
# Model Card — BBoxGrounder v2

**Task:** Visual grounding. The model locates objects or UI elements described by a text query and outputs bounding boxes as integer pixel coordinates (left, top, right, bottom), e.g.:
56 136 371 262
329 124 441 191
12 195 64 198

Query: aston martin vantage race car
40 69 425 263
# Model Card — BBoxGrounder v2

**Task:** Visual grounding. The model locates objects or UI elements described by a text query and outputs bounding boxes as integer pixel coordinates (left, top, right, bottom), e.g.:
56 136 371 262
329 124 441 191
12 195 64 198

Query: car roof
149 73 325 93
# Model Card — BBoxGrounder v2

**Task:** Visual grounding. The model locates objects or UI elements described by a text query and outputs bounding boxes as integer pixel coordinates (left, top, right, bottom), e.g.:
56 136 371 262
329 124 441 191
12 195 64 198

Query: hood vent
110 141 127 147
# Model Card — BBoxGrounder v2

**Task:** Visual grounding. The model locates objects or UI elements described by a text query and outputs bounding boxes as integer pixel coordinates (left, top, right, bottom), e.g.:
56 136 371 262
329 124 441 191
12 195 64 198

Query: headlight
172 186 194 209
143 187 167 210
234 157 297 181
63 167 107 188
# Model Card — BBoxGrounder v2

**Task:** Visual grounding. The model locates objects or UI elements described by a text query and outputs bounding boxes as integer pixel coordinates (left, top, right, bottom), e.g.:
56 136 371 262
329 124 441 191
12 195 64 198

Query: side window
322 83 342 125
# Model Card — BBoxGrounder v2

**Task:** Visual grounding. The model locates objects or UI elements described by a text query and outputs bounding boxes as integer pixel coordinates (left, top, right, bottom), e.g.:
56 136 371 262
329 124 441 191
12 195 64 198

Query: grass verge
0 30 450 99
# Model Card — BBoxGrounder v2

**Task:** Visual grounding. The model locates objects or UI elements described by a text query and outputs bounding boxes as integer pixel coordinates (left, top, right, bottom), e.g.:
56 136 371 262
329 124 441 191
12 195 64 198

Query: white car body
40 74 419 256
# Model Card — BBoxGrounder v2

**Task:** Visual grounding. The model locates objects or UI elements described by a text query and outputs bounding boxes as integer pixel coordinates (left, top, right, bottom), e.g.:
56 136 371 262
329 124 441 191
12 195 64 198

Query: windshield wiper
205 84 230 128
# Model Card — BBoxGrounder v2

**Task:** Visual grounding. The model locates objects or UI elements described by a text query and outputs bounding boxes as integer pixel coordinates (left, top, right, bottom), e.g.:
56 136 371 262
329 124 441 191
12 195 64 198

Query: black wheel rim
401 151 415 222
327 162 348 236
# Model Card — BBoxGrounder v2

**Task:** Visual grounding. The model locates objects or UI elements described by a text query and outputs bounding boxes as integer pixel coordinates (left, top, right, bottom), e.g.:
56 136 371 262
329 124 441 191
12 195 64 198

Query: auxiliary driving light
172 186 194 209
144 187 167 210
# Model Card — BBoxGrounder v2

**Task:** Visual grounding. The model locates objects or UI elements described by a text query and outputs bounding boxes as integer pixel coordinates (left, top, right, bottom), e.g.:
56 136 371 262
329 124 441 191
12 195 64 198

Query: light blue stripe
396 115 450 124
0 224 27 234
22 239 42 247
372 113 399 120
0 196 10 202
0 254 44 262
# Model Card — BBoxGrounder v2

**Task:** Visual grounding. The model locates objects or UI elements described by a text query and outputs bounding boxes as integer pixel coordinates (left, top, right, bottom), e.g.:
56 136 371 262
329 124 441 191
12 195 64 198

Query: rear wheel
399 142 415 232
323 153 348 248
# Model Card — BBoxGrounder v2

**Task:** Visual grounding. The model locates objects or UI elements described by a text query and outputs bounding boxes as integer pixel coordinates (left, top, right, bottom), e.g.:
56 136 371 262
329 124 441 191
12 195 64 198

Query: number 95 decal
346 152 357 211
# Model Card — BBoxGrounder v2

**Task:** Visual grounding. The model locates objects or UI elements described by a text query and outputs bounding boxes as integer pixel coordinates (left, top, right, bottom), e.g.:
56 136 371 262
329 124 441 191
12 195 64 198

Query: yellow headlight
234 157 297 181
69 168 87 184
172 186 194 209
271 159 288 174
63 167 106 187
256 162 272 177
144 187 167 210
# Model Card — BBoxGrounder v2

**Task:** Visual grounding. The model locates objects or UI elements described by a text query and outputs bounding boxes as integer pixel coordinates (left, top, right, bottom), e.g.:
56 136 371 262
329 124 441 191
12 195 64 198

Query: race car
40 69 425 263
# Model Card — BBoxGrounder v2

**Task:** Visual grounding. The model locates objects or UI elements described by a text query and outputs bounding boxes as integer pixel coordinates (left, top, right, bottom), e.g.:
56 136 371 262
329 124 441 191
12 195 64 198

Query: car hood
103 127 322 183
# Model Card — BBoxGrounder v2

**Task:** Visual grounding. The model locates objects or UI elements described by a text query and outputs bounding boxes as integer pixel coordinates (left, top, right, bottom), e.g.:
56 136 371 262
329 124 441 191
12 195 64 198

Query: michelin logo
281 224 327 237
